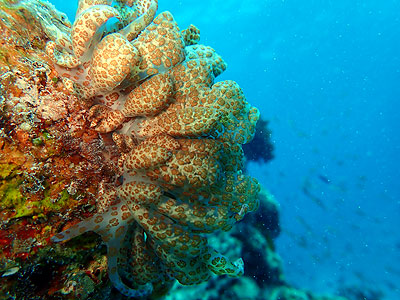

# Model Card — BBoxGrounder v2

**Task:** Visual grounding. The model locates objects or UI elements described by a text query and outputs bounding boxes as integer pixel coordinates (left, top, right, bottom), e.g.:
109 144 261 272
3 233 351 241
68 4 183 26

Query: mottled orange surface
0 0 117 263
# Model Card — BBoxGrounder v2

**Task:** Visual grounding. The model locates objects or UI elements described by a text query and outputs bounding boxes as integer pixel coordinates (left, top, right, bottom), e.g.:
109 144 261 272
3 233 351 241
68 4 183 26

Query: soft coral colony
9 0 260 297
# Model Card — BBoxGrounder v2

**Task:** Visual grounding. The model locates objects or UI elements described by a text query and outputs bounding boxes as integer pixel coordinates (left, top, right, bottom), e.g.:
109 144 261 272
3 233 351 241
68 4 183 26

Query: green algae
0 176 37 218
41 130 52 140
0 174 78 219
31 131 61 159
41 181 77 212
32 137 44 146
13 202 35 218
32 131 54 147
0 177 24 208
0 136 78 219
0 47 11 65
0 163 18 178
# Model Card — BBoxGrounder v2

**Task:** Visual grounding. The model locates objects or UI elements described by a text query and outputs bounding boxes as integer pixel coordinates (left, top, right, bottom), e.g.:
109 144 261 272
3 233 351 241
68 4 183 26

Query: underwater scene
0 0 398 299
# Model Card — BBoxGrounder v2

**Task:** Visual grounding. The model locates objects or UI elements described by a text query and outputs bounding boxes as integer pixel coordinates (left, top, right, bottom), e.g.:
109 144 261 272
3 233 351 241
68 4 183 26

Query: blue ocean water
50 0 400 299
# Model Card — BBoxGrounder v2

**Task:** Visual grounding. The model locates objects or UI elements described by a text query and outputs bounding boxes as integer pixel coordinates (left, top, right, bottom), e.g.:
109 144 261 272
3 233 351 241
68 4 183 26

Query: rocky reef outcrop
0 1 347 299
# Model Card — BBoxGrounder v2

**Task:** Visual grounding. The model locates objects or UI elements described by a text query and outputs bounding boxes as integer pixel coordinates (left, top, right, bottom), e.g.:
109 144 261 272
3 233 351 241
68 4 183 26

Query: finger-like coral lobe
42 0 261 297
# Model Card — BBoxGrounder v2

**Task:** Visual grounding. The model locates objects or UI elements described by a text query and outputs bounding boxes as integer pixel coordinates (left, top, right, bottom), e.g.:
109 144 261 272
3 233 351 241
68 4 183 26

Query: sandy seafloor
48 1 400 299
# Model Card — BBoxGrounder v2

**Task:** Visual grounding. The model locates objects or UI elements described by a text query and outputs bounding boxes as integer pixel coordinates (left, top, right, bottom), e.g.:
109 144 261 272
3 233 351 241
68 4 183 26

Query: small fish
350 223 361 230
353 270 367 281
281 228 298 240
301 184 327 210
371 216 382 224
336 160 345 166
318 174 331 184
295 215 314 233
310 254 322 263
355 207 366 217
344 242 354 253
295 235 309 248
384 280 397 290
2 267 19 277
384 265 400 277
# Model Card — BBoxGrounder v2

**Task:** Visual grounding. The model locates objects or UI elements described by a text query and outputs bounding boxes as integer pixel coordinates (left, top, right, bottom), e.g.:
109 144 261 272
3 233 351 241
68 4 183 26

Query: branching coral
47 0 260 297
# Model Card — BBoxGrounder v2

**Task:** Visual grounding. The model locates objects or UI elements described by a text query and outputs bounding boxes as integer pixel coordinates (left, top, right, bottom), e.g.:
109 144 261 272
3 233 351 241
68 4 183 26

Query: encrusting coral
1 0 260 298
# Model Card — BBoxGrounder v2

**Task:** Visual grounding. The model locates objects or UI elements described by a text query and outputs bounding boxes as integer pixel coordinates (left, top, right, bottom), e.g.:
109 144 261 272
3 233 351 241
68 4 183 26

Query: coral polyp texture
0 0 260 298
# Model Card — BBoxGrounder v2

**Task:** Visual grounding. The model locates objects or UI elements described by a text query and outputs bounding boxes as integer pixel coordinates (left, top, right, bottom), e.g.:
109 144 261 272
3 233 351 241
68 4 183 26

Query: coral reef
1 0 260 298
338 285 384 300
243 117 274 165
46 0 260 297
162 189 348 300
0 1 350 300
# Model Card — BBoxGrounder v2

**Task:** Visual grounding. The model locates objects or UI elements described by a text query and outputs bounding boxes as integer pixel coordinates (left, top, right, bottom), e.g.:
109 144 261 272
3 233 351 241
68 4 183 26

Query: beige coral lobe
46 0 260 298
